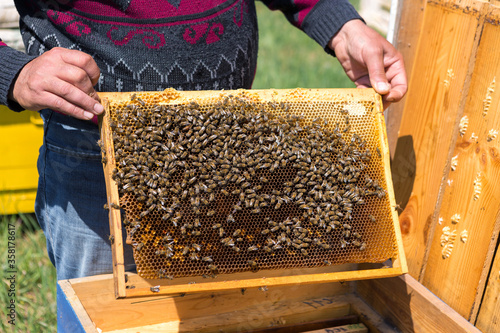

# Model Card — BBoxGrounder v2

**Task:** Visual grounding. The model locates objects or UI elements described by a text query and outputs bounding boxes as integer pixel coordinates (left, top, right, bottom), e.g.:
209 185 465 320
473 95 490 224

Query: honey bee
247 260 258 269
110 203 121 210
221 237 234 247
155 249 166 256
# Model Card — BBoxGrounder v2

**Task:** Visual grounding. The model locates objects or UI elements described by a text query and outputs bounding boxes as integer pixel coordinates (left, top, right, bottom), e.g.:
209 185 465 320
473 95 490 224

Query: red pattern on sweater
294 0 320 26
69 0 232 20
107 27 166 47
66 1 240 27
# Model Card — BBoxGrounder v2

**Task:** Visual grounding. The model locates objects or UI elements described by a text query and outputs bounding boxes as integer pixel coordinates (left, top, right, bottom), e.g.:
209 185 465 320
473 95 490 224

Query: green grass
0 3 361 331
253 2 355 89
0 214 57 332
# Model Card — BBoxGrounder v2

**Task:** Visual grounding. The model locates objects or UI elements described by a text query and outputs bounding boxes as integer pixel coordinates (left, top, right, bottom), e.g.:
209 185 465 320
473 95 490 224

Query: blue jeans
35 109 135 280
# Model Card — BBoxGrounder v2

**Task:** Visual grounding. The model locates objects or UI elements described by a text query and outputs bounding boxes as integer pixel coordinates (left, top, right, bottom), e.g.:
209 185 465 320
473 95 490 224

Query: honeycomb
101 88 398 280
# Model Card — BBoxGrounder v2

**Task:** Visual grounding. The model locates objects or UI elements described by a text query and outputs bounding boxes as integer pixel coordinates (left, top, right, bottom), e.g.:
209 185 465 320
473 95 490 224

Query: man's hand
9 47 103 120
329 19 407 109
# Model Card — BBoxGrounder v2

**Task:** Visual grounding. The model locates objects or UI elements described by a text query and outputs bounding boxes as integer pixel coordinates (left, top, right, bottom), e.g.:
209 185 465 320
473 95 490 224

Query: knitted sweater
0 0 361 112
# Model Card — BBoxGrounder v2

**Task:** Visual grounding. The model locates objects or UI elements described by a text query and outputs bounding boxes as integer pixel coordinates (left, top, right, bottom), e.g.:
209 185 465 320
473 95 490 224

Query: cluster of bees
104 92 391 279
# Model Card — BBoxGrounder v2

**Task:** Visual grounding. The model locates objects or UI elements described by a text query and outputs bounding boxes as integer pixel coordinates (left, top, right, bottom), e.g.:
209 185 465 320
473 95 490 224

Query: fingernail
83 111 94 120
377 82 390 92
94 103 104 114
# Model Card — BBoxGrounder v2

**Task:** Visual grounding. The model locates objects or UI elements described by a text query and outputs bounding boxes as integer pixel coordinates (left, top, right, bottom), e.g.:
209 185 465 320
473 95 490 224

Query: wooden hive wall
389 0 500 330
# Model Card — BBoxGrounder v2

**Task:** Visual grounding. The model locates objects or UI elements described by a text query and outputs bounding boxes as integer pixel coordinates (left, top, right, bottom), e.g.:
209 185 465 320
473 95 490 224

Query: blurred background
0 0 392 331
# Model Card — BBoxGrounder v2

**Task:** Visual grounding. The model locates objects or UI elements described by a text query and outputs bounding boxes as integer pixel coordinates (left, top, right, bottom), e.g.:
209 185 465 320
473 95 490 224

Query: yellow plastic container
0 106 43 214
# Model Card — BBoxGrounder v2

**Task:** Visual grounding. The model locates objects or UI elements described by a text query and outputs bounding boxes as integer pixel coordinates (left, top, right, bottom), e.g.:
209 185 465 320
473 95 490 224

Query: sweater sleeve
259 0 363 53
0 40 36 111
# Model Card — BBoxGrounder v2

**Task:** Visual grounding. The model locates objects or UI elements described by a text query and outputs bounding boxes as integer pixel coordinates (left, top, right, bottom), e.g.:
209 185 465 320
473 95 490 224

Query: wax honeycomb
101 89 398 279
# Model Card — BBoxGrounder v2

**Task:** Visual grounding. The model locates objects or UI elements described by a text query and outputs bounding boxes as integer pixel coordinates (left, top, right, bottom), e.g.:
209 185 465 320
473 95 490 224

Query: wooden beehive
57 273 480 332
387 0 500 331
99 88 406 298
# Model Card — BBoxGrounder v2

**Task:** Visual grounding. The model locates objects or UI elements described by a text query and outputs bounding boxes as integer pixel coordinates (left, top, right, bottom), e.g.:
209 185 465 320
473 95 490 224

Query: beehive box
57 273 480 333
98 88 406 298
387 1 500 330
0 107 43 214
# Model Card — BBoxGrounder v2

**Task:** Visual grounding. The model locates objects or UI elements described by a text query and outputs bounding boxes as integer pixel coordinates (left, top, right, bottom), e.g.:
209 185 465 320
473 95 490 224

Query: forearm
0 42 36 111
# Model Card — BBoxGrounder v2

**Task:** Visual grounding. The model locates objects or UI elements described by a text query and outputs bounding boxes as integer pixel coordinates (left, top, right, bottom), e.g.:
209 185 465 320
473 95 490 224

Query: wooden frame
98 88 407 299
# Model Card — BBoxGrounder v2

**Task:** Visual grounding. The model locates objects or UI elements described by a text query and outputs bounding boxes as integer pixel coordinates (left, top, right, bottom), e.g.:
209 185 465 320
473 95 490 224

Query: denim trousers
35 109 135 281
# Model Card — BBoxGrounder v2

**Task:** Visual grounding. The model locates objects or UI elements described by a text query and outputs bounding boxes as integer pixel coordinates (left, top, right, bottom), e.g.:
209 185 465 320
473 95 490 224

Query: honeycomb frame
99 88 407 298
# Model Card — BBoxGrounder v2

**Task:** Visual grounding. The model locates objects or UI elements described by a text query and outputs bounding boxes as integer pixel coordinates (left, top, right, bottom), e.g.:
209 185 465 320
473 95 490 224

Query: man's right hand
9 47 103 120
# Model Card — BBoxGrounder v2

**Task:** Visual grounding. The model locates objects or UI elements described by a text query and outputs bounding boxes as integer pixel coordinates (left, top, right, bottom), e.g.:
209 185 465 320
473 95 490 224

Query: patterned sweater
0 0 361 112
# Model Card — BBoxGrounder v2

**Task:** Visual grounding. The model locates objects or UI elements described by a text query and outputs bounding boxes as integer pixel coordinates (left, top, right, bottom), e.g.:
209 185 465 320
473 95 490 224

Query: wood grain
475 204 500 333
420 3 500 321
468 5 500 330
68 273 352 332
100 100 127 298
301 323 367 333
392 0 485 279
58 280 99 333
119 266 404 298
386 0 427 157
61 272 482 332
356 274 482 333
346 294 400 333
